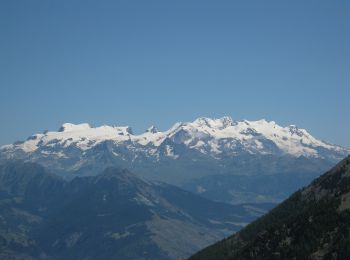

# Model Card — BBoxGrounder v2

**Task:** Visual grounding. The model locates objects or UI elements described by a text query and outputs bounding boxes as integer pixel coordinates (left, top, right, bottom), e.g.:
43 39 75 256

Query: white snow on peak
1 117 347 158
3 123 135 152
58 123 92 132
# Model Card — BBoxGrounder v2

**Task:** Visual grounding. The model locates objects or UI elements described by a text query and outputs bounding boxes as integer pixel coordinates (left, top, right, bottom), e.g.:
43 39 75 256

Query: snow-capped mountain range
1 116 347 160
1 116 348 204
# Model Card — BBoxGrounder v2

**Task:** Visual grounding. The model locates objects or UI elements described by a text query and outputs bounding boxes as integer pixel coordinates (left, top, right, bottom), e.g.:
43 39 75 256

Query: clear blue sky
1 1 349 147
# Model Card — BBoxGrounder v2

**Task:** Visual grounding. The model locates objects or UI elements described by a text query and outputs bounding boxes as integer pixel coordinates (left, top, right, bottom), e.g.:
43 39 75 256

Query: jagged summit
145 125 159 133
192 116 235 128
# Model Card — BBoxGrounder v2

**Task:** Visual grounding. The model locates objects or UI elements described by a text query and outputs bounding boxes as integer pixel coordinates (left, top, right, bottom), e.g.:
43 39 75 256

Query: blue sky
1 0 349 147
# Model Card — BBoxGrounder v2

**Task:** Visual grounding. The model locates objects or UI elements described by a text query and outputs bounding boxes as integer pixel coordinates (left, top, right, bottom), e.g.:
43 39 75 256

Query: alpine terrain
0 162 260 259
190 156 350 260
1 117 348 205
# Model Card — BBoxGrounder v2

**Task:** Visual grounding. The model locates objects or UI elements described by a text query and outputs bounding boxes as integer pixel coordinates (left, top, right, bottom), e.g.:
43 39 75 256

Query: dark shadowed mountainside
190 156 350 260
0 162 259 260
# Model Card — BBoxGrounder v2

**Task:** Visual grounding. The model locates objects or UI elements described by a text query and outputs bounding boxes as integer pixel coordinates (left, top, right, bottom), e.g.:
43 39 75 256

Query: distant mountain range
1 118 349 259
190 156 350 259
0 162 268 259
1 117 348 204
1 117 347 168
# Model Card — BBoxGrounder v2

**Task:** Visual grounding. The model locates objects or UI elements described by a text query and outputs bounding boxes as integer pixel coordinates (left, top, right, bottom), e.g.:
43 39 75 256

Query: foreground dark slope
0 162 258 260
190 155 350 260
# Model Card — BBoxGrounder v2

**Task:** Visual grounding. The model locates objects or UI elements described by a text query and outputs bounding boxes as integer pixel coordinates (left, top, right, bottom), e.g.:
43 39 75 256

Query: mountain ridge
1 117 348 159
0 161 262 259
1 117 348 205
189 156 350 259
